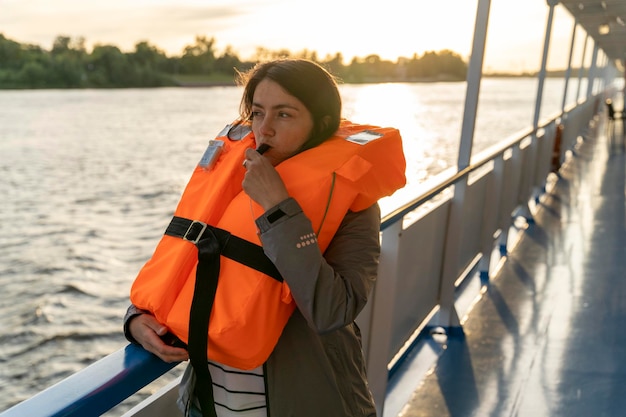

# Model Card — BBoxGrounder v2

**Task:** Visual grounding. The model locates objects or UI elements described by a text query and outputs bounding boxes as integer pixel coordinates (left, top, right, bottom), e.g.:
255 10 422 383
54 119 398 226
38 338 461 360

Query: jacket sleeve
256 197 381 333
123 304 149 344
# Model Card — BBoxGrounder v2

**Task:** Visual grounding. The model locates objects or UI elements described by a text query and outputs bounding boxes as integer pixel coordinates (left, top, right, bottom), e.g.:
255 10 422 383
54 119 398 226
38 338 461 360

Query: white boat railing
0 93 603 417
362 95 600 415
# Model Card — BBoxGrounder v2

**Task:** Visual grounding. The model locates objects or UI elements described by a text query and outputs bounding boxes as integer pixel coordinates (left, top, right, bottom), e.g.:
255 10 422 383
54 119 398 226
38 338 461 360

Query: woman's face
250 78 314 166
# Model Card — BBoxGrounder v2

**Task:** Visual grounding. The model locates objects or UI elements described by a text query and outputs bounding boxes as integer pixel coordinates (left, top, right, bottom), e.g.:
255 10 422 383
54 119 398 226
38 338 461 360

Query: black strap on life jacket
164 216 283 417
165 216 283 282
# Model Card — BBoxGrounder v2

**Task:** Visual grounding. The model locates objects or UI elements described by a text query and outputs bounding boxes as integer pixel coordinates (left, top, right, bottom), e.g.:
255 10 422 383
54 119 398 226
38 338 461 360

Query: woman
125 59 405 417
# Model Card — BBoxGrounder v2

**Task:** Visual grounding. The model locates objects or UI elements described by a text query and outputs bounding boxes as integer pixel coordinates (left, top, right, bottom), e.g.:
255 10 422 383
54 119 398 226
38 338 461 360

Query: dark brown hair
234 59 342 151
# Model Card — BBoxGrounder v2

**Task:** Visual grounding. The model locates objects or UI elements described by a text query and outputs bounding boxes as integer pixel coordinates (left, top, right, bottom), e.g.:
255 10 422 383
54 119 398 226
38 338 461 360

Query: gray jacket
126 197 380 416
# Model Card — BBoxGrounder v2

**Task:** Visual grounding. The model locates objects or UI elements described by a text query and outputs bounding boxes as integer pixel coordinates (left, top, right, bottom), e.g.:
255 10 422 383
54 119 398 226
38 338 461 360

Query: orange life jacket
130 119 406 369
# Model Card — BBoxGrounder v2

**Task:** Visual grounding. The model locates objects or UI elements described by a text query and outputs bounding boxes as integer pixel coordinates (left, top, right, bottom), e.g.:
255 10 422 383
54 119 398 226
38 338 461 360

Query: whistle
256 143 270 155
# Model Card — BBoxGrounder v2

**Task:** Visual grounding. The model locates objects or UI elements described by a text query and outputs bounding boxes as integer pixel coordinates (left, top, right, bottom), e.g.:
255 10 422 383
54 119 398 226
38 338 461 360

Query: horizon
1 31 580 76
2 1 588 74
0 30 465 62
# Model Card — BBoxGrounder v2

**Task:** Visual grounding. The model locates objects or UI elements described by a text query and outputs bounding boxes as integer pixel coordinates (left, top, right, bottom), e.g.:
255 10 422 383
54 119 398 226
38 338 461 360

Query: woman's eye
251 111 263 119
278 112 291 118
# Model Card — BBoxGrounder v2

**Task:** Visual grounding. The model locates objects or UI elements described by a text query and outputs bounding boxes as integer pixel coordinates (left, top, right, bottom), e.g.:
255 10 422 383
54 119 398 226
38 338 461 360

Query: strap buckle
183 220 208 244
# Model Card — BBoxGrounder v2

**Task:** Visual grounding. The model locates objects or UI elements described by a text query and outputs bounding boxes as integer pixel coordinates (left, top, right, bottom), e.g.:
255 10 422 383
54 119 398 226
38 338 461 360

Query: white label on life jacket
345 130 384 145
198 140 225 170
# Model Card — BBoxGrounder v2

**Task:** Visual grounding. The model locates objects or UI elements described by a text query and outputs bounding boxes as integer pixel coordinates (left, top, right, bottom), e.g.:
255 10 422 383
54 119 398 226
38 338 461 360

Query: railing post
478 154 505 283
576 35 589 102
533 0 557 130
586 44 599 98
537 123 556 192
623 55 626 107
499 140 524 255
515 134 539 223
514 0 555 225
435 0 491 332
436 180 466 331
366 220 402 416
529 132 546 205
562 18 578 112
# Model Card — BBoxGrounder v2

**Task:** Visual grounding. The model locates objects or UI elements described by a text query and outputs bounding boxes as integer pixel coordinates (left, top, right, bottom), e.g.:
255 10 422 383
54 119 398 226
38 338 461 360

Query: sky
1 0 584 73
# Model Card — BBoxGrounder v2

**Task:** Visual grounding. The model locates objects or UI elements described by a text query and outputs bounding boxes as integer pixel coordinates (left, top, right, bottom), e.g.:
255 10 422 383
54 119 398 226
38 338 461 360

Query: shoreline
0 75 544 90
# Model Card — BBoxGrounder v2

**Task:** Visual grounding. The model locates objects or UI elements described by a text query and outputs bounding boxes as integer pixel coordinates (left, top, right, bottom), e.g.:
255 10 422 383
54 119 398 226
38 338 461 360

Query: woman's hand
128 314 189 363
242 147 289 210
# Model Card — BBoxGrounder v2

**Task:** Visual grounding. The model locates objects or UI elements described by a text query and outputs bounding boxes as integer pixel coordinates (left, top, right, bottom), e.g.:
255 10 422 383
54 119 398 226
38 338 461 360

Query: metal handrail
380 97 581 231
381 123 539 230
0 345 178 417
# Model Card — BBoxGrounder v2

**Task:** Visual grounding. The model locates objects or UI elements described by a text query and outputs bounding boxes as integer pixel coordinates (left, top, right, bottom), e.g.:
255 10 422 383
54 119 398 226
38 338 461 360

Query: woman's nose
259 117 275 136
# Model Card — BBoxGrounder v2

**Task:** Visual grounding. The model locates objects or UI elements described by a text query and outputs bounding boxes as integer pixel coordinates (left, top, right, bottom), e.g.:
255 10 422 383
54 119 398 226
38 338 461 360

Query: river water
0 77 581 413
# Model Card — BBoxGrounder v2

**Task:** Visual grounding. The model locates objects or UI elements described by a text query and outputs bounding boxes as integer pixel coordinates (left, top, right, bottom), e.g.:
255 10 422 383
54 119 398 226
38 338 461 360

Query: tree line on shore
0 34 470 89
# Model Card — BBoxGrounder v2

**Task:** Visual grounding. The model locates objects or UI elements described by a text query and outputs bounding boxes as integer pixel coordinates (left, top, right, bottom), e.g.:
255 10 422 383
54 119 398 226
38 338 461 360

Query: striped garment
189 361 268 417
